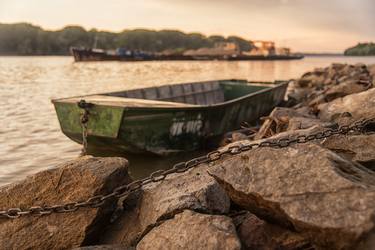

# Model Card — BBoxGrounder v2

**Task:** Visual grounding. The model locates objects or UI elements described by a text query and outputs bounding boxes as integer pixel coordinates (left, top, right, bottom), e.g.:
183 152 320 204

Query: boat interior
105 79 274 106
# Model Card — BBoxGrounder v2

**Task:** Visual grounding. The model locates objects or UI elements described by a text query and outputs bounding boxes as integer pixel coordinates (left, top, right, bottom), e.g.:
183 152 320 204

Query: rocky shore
1 63 375 250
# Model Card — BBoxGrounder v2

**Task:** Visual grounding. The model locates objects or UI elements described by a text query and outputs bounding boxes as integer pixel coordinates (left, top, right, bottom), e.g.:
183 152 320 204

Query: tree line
344 43 375 56
0 23 254 55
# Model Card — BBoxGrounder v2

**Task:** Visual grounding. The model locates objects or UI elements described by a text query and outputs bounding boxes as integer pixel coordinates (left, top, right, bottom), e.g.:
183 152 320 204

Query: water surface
1 55 375 185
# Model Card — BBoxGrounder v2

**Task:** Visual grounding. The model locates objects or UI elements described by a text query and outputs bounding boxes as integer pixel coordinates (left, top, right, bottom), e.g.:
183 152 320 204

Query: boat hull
53 81 288 155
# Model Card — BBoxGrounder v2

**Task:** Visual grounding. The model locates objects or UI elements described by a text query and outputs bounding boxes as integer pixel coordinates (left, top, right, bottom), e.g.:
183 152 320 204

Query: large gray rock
208 143 375 249
0 156 131 250
136 210 241 250
101 165 230 247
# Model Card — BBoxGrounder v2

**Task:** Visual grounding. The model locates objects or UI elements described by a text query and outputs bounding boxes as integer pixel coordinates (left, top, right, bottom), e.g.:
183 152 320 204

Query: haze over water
1 55 375 186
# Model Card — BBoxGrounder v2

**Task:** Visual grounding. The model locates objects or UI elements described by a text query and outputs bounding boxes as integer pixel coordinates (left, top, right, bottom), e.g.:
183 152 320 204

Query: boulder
208 143 375 249
289 63 373 107
287 86 311 104
368 64 375 78
136 210 241 250
254 107 337 140
0 156 131 250
296 72 324 88
318 88 375 123
232 212 312 250
322 134 375 164
101 165 230 247
286 116 331 131
308 78 372 107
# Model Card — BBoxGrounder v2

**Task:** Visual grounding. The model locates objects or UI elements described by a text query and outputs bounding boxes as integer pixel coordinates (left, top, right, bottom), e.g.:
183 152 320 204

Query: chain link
1 117 373 219
81 120 88 156
78 100 92 156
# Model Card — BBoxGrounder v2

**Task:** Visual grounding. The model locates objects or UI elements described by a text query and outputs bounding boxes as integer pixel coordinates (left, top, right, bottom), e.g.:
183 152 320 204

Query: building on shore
245 41 275 56
182 40 293 58
183 42 240 57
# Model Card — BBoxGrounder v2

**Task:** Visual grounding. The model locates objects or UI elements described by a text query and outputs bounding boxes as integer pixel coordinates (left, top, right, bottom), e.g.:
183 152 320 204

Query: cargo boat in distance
71 47 304 62
52 79 289 155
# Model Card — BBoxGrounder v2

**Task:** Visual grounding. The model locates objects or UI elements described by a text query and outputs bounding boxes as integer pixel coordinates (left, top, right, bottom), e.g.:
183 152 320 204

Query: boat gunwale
51 79 289 111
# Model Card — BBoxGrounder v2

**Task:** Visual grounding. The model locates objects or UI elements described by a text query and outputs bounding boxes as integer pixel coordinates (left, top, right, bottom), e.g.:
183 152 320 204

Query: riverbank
2 56 375 187
1 63 374 249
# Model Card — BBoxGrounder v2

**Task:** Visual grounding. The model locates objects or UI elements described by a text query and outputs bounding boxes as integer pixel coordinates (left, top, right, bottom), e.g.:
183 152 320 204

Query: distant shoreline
302 53 343 56
3 54 375 58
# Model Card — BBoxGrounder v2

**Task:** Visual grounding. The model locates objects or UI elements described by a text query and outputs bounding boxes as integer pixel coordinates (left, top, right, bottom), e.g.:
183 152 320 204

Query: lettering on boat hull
170 114 203 137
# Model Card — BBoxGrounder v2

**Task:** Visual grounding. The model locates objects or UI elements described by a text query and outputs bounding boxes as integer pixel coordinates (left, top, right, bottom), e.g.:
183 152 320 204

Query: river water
1 55 375 186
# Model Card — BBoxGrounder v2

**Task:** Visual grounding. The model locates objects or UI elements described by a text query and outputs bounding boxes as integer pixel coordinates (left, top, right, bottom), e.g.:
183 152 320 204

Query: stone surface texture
289 63 373 108
101 165 230 247
209 143 375 249
318 88 375 123
322 134 375 164
233 212 312 250
136 210 241 250
254 107 333 140
0 156 131 250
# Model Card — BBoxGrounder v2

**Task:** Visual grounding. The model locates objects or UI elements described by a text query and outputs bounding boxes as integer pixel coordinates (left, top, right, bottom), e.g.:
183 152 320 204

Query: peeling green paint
54 102 123 138
52 80 288 155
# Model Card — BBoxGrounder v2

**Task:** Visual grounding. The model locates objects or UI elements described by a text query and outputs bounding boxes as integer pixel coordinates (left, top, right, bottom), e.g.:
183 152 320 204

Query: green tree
344 43 375 56
227 36 254 51
0 23 255 55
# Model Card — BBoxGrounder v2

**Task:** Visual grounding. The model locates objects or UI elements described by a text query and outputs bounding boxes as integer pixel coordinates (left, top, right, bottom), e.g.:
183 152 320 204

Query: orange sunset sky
0 0 374 53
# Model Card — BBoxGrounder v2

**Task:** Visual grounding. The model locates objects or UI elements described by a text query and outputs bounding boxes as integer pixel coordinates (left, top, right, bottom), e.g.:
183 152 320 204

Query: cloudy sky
0 0 374 52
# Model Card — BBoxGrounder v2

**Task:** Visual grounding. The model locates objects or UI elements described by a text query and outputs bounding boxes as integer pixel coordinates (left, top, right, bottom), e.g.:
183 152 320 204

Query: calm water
1 55 375 186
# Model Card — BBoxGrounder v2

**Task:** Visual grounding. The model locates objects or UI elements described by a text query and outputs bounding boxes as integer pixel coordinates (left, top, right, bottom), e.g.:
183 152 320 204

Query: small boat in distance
52 79 289 155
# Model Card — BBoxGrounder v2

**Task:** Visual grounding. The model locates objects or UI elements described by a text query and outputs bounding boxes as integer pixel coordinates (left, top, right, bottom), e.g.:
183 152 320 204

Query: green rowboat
52 79 289 155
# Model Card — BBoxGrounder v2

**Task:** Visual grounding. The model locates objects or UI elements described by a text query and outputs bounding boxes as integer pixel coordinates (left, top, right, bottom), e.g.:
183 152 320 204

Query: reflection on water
1 55 375 186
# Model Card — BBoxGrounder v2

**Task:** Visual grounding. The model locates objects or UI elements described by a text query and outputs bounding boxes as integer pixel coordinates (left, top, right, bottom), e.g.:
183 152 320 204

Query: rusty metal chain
1 117 374 219
80 118 88 156
78 100 93 156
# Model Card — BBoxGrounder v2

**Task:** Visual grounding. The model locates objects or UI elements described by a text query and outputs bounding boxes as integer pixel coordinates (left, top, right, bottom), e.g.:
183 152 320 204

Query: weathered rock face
208 143 375 249
322 134 375 164
254 107 331 140
101 165 230 247
318 87 375 123
369 64 375 79
136 210 241 250
355 231 375 250
233 212 312 250
0 156 131 250
289 63 373 107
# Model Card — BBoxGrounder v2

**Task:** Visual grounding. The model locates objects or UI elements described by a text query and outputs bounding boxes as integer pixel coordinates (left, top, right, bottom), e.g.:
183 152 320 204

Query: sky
0 0 374 53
